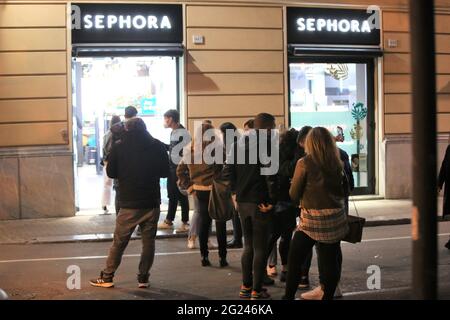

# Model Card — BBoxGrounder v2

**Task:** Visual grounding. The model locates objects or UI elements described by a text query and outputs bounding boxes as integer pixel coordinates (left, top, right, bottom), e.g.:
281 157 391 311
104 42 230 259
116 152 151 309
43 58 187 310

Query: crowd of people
90 106 450 300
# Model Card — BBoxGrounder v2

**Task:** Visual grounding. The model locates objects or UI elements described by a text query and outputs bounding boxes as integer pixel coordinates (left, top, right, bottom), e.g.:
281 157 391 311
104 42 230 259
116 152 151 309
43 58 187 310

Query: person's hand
258 203 273 213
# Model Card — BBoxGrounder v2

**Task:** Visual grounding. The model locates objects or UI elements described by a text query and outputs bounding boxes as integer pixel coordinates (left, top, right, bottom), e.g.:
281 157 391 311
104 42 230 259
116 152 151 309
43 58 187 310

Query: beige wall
185 5 285 129
0 3 69 147
383 10 450 135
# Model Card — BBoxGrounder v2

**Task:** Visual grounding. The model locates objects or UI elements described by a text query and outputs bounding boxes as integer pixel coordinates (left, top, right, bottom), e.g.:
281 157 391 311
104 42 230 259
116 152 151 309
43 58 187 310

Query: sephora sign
287 7 381 46
71 3 183 44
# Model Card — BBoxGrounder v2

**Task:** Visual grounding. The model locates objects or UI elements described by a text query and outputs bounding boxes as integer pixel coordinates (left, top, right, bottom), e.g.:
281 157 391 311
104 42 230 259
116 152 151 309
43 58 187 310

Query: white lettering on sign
296 17 371 33
83 14 172 30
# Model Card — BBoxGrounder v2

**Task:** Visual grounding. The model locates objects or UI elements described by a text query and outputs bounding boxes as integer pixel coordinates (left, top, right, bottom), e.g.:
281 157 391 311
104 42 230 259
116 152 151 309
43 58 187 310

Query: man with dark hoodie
223 113 278 300
103 106 138 215
90 118 169 289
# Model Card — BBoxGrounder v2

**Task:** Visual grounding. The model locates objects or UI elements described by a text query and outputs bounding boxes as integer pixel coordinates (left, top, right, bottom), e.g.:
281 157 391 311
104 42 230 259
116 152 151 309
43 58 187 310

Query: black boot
220 257 229 268
201 257 211 267
445 238 450 250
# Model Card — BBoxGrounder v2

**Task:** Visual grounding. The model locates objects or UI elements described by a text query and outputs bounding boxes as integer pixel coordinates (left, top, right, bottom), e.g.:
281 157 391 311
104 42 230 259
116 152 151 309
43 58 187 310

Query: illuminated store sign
72 3 183 44
287 7 381 46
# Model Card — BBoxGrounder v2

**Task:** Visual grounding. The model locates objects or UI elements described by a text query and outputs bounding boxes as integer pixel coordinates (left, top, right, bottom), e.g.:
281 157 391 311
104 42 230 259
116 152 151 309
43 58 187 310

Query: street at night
1 222 449 300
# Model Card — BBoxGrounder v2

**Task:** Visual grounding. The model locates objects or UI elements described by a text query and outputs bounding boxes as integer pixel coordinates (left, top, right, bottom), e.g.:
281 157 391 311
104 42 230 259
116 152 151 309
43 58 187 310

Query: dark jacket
290 155 345 210
438 144 450 216
107 129 169 209
222 130 278 205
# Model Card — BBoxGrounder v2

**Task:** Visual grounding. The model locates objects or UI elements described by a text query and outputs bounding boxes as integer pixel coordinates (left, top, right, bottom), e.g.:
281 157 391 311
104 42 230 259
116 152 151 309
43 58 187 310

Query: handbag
208 178 234 222
343 198 366 243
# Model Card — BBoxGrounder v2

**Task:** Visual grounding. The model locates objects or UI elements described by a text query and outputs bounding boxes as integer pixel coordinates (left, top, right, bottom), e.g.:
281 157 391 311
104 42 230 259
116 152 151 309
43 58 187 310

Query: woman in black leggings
284 127 349 300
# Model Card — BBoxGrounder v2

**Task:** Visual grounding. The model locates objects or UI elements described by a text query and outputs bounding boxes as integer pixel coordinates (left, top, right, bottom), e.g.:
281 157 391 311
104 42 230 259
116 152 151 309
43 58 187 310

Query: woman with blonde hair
283 127 348 300
177 122 228 267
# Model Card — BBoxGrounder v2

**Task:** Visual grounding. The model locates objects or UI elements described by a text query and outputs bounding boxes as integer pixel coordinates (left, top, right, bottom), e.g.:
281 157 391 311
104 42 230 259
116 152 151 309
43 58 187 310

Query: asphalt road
0 222 449 300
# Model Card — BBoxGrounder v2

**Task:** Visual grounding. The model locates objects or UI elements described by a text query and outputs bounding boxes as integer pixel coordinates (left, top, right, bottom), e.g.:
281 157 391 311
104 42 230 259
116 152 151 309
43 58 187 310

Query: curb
1 217 447 245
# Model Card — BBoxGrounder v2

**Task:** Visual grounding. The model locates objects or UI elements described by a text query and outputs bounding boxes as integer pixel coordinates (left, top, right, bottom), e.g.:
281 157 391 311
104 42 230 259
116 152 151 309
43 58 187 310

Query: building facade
0 0 449 220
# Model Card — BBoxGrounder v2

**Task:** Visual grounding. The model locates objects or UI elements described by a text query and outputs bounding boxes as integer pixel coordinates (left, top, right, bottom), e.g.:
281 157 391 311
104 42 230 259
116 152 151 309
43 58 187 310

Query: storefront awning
72 44 184 57
288 45 383 58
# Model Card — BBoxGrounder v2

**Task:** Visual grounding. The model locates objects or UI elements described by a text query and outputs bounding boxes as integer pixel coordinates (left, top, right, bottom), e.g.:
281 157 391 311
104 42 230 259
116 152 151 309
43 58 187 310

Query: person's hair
124 106 138 119
219 122 237 135
110 115 121 128
125 117 147 132
163 109 180 124
297 126 312 145
219 122 239 147
203 119 212 125
254 113 275 130
244 119 254 129
191 122 217 160
305 127 343 177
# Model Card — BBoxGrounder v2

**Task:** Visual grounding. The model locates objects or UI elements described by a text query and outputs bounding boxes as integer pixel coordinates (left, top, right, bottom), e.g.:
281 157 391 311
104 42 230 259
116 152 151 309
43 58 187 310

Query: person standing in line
223 113 278 300
298 127 354 299
438 136 450 249
283 127 348 300
90 118 169 288
220 122 243 249
187 119 215 250
159 109 190 232
177 122 228 267
265 128 299 283
101 115 122 214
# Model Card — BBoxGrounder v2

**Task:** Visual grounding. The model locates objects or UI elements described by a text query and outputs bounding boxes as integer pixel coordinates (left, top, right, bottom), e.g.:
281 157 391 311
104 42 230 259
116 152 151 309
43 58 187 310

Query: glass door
289 57 375 195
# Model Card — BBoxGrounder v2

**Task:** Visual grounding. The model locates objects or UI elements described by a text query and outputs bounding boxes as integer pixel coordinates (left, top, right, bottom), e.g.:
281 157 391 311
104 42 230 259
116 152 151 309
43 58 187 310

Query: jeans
166 170 189 223
189 195 201 237
102 165 113 207
103 207 160 278
266 205 297 267
284 230 342 300
195 190 227 259
238 202 271 292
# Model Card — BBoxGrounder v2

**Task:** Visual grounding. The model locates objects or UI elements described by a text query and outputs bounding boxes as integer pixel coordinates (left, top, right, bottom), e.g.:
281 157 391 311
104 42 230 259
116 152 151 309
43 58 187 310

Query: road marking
342 286 411 297
0 233 449 264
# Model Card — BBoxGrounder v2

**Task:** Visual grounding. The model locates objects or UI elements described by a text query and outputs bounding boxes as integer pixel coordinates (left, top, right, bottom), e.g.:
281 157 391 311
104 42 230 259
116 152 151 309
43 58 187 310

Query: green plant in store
350 102 368 184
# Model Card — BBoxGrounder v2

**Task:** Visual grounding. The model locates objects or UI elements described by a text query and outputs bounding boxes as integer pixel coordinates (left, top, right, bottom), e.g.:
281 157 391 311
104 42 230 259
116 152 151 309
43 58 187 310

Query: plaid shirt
298 208 349 244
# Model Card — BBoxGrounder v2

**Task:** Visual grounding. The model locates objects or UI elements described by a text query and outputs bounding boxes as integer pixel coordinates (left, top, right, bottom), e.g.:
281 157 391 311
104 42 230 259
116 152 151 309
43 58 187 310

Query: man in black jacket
223 113 278 300
90 118 169 289
158 109 190 232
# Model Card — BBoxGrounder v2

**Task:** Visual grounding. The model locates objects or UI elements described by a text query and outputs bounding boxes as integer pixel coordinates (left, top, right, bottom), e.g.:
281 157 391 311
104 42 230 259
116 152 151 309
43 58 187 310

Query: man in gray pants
90 118 169 288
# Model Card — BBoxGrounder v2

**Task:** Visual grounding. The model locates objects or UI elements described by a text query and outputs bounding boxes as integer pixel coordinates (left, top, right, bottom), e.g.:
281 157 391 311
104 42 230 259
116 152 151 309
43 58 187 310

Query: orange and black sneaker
239 285 252 299
251 288 271 300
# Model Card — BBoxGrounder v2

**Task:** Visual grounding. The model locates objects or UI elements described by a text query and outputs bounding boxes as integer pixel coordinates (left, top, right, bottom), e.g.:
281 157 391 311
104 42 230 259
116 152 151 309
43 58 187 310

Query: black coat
438 144 450 216
223 131 278 205
107 129 169 209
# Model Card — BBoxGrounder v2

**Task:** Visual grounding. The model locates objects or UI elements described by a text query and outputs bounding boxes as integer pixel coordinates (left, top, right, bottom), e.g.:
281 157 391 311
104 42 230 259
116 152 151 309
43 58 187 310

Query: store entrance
288 57 375 195
72 56 179 214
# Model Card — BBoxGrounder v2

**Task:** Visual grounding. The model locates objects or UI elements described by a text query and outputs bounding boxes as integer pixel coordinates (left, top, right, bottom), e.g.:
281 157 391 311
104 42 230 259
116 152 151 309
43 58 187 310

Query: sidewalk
0 198 446 245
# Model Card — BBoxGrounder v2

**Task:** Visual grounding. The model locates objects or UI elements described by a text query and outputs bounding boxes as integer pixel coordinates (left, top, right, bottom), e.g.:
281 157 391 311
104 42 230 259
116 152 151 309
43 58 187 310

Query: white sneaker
138 282 149 289
300 286 324 300
187 236 197 249
158 220 174 229
176 222 190 233
267 265 277 277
